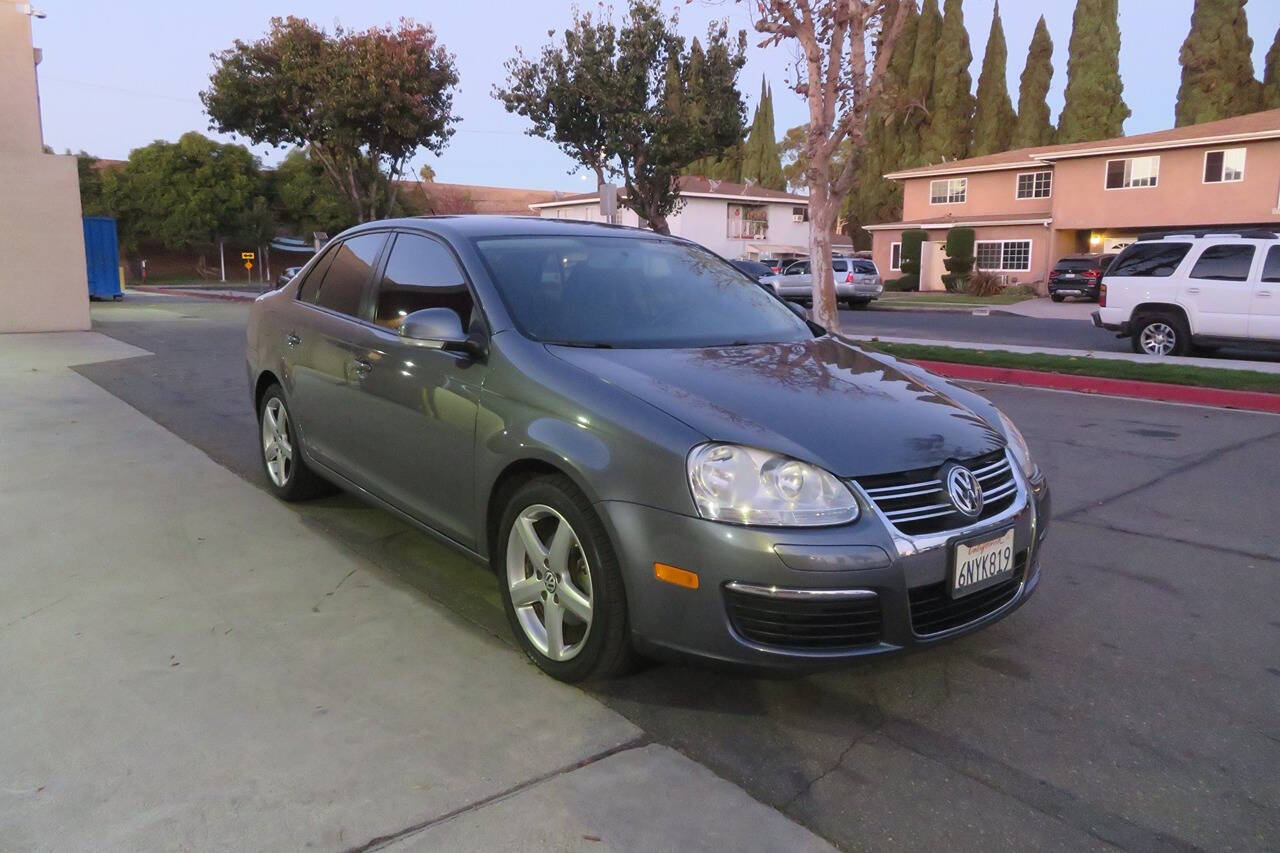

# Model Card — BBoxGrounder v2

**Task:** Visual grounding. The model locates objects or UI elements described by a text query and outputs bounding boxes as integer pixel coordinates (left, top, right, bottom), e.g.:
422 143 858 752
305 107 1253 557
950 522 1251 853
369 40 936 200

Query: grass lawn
861 341 1280 394
877 291 1033 306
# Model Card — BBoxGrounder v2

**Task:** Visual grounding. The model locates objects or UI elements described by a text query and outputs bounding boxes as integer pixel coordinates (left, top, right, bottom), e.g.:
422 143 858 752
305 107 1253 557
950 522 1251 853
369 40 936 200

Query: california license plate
950 528 1015 598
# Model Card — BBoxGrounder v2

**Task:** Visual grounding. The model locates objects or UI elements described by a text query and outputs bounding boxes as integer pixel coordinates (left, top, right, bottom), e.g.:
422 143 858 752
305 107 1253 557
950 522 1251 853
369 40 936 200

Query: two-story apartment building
867 109 1280 291
529 176 818 264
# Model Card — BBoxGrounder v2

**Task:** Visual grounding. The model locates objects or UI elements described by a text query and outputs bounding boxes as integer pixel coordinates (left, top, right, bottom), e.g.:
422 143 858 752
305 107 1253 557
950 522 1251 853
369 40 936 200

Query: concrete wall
0 5 89 332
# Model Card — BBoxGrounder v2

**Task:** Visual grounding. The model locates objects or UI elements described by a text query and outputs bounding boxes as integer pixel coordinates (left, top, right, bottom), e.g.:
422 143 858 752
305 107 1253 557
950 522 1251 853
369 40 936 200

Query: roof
883 108 1280 180
863 213 1053 231
529 175 808 209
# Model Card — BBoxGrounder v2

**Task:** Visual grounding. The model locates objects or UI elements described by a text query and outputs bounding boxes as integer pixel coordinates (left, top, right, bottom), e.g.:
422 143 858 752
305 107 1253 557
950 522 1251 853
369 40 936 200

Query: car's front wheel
497 475 634 682
258 383 334 501
1131 313 1190 357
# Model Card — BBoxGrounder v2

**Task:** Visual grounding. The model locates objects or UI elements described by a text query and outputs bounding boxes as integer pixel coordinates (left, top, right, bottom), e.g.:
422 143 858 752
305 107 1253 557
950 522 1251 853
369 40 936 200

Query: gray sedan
246 217 1049 682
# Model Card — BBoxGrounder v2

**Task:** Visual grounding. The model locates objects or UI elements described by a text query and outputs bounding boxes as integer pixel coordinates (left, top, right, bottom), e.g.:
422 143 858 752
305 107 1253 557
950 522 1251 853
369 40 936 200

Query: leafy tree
1010 16 1056 148
942 226 975 291
920 0 975 164
496 0 746 234
741 78 786 189
1266 25 1280 108
753 0 912 330
900 228 928 282
971 1 1015 156
902 0 942 166
73 151 110 216
1175 0 1261 126
269 148 356 237
203 17 459 223
108 132 272 270
1057 0 1129 143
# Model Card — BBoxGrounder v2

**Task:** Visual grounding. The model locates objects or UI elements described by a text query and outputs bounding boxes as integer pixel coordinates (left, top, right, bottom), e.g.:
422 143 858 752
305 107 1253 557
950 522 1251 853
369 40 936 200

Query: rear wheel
258 384 334 501
1131 313 1190 357
844 297 871 309
1050 293 1065 303
496 476 634 682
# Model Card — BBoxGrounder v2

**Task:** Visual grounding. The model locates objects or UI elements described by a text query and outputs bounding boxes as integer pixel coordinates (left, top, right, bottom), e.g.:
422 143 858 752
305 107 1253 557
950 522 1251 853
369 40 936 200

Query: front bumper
597 474 1050 670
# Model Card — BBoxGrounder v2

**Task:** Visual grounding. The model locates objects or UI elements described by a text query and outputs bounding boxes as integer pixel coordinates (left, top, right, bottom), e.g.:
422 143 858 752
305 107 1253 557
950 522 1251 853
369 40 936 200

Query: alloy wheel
505 504 594 662
1139 322 1177 356
261 397 294 487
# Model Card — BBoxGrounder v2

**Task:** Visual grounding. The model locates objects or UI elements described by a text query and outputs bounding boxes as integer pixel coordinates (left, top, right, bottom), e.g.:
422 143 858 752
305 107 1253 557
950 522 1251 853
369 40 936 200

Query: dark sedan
246 217 1049 681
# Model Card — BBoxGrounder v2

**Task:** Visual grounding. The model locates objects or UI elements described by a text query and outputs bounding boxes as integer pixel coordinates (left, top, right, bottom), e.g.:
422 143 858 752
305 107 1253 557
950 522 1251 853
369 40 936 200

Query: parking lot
7 292 1279 851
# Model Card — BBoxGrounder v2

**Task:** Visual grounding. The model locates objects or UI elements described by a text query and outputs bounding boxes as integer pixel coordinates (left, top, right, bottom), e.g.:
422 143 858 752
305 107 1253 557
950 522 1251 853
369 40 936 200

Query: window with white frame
792 206 810 222
889 242 902 271
1105 156 1160 189
975 239 1031 272
1203 148 1245 183
929 177 967 204
727 203 769 239
1016 170 1052 199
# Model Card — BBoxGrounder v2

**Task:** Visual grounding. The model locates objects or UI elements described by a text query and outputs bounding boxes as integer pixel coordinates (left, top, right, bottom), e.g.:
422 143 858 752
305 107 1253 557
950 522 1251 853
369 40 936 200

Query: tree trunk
807 182 840 333
647 212 671 235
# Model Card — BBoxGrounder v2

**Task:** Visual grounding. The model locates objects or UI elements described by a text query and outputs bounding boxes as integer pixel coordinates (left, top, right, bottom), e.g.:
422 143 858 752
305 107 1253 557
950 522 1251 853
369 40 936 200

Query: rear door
776 260 811 295
1249 245 1280 342
1180 243 1256 337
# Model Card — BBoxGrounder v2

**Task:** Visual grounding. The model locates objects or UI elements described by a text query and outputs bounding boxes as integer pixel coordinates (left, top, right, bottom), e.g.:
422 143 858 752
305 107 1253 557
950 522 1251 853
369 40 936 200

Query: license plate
950 528 1015 598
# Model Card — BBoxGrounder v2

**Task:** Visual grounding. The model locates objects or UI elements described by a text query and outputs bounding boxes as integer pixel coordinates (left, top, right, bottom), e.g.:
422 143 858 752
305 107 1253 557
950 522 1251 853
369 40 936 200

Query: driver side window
374 234 473 330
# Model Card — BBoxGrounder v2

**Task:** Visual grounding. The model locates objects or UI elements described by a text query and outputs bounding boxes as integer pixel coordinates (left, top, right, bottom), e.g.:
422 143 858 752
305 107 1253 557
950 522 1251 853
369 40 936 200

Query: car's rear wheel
258 384 334 501
844 297 871 309
497 476 634 682
1050 293 1065 303
1131 314 1189 357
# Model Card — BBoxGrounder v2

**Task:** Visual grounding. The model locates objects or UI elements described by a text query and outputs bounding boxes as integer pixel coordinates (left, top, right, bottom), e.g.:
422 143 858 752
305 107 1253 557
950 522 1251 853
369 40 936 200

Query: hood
547 337 1003 478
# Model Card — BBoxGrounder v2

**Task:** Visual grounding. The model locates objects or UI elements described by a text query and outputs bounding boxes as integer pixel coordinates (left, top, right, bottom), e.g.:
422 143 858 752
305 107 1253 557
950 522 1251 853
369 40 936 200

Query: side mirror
399 307 484 357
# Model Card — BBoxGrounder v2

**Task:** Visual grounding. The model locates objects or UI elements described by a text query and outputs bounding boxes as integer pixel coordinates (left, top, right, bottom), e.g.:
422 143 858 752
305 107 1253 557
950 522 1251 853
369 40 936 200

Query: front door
1179 243 1256 338
919 241 947 291
1249 245 1280 342
351 232 485 547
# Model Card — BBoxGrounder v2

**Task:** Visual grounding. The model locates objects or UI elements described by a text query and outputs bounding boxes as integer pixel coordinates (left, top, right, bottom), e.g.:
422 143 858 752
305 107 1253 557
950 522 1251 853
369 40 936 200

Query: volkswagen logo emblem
942 464 984 518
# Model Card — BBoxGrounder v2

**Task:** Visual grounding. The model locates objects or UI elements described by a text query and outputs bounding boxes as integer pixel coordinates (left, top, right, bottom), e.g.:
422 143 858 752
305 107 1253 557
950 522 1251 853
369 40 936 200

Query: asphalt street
79 293 1280 851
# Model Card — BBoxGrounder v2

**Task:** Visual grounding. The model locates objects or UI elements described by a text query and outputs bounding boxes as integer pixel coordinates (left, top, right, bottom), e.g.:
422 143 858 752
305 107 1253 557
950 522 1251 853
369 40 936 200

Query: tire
1130 313 1190 357
258 383 335 501
496 475 634 682
844 297 871 309
1050 293 1065 303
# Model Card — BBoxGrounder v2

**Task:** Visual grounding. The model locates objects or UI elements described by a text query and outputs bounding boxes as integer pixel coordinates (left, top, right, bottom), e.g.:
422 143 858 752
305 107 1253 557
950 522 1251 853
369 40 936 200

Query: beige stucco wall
872 223 1056 289
901 168 1053 221
0 5 90 333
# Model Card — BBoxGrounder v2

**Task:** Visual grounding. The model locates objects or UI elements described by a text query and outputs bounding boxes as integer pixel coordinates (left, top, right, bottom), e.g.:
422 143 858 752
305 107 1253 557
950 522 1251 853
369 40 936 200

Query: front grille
908 551 1027 635
855 449 1018 536
725 587 882 651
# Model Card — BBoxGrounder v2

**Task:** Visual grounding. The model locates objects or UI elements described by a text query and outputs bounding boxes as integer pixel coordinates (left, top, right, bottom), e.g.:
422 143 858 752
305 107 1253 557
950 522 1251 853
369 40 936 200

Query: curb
132 286 257 302
913 359 1280 414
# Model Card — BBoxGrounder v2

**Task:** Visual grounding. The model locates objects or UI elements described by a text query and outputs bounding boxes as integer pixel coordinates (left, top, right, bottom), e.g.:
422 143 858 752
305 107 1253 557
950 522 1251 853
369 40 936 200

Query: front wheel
258 384 334 501
1131 314 1190 357
497 475 634 682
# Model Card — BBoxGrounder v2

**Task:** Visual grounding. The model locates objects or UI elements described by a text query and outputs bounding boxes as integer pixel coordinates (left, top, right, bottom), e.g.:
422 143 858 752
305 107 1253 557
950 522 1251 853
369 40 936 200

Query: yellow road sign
245 261 253 270
241 251 255 260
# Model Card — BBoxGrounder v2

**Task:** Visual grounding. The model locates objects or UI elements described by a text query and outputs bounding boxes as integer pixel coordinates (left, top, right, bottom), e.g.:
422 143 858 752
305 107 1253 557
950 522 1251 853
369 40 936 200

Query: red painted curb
132 286 256 302
912 359 1280 414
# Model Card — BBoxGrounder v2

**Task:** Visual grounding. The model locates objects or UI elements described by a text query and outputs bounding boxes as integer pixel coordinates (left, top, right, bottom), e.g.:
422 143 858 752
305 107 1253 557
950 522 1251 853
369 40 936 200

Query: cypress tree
971 0 1015 156
919 0 975 164
681 39 746 182
1011 16 1055 149
902 0 943 166
1175 0 1261 126
739 77 785 190
1262 24 1280 108
1057 0 1130 143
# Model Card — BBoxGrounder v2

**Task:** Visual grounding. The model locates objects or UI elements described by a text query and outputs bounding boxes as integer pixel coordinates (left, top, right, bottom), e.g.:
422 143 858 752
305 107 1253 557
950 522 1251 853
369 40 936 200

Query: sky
32 0 1280 192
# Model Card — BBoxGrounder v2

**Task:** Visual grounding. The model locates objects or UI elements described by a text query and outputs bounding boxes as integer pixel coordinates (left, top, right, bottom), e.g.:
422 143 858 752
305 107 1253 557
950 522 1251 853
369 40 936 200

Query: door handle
1185 287 1200 294
285 332 301 347
1258 290 1272 298
351 358 373 378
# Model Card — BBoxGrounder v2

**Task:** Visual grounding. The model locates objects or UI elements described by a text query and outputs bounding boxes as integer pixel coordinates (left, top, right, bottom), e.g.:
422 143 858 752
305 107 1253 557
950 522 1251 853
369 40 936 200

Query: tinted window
1106 243 1191 278
473 235 813 348
1054 258 1099 272
1262 246 1280 283
296 249 336 303
373 234 472 329
1189 245 1255 282
832 260 847 272
848 260 877 274
313 233 386 317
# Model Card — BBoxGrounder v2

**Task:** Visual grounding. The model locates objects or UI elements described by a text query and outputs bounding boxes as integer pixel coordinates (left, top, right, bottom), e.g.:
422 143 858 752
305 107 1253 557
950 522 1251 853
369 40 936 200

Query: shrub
899 229 928 277
967 270 1004 297
1003 283 1037 297
885 274 919 291
941 274 968 293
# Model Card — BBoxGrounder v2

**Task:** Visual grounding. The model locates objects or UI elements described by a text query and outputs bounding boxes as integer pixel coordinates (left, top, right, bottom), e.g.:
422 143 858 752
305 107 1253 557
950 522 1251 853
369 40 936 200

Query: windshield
473 235 814 348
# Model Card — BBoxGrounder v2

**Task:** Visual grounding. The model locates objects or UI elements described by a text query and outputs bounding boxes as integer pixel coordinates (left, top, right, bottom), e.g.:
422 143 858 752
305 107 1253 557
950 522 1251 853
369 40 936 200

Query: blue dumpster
83 216 122 300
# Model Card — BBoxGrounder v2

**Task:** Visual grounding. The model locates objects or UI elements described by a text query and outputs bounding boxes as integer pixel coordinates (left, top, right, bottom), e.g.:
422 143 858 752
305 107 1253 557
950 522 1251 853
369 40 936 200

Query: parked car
1093 230 1280 356
247 217 1049 681
760 257 884 308
730 259 775 281
276 266 303 289
1047 253 1115 302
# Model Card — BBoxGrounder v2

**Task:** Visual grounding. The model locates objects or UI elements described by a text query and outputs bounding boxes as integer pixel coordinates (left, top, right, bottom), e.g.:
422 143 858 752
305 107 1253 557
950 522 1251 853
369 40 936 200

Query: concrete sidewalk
0 332 832 852
850 333 1280 374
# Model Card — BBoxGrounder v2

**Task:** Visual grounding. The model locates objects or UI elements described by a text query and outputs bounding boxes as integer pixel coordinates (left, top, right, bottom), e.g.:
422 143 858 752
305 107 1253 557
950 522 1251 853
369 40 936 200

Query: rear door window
1189 245 1255 282
312 233 387 318
1106 243 1192 277
1262 246 1280 283
296 249 336 303
372 233 473 330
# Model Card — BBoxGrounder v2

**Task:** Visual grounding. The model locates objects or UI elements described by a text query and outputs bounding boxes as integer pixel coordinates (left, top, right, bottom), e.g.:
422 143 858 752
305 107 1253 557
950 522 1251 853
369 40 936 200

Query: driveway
15 293 1280 851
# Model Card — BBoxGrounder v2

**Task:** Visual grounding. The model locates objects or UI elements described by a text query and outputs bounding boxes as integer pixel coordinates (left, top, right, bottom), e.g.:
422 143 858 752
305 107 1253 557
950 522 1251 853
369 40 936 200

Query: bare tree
751 0 908 331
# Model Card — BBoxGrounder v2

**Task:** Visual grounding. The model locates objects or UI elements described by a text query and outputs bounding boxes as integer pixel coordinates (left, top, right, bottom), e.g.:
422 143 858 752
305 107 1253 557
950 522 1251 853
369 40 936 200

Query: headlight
996 410 1038 480
687 443 858 527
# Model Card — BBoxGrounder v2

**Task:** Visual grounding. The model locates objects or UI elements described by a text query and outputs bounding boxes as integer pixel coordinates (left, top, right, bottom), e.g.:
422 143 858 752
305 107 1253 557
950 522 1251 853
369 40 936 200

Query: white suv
1093 231 1280 356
